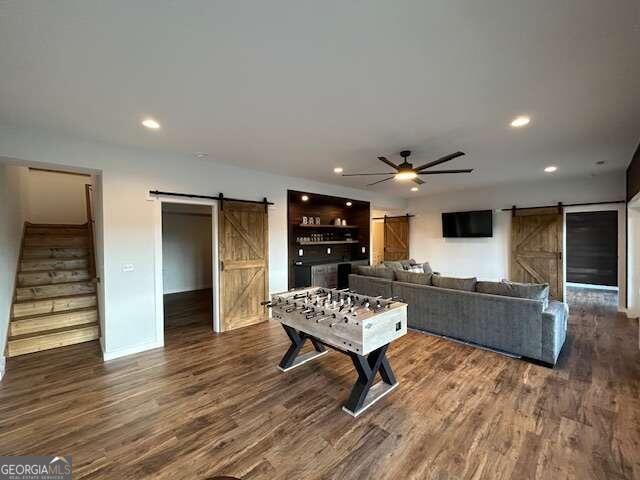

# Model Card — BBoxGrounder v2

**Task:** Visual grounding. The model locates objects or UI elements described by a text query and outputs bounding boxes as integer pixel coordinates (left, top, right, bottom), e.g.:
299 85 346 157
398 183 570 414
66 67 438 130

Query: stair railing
85 184 99 282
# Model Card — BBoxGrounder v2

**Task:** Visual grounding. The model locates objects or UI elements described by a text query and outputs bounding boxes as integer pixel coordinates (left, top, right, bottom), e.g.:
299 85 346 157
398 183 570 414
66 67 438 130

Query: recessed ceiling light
301 195 309 202
410 187 419 192
141 118 161 130
596 160 605 165
334 167 344 174
510 115 530 128
346 201 352 207
194 152 208 159
544 165 557 173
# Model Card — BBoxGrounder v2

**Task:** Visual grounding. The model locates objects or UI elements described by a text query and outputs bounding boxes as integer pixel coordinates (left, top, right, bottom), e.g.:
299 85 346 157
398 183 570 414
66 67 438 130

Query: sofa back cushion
348 274 393 299
368 266 395 280
382 261 405 271
395 270 432 285
477 280 550 307
432 275 477 292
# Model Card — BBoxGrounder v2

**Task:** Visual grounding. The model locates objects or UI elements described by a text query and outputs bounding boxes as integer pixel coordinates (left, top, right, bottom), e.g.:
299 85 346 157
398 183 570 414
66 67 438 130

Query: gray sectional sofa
348 268 568 366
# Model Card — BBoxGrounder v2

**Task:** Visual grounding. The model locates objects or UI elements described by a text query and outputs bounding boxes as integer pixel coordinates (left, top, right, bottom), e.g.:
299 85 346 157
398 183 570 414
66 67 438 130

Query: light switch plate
122 264 135 272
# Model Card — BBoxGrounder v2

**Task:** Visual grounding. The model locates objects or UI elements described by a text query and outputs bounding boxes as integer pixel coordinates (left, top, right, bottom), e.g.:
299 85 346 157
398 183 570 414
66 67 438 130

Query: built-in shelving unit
287 190 370 289
297 240 360 246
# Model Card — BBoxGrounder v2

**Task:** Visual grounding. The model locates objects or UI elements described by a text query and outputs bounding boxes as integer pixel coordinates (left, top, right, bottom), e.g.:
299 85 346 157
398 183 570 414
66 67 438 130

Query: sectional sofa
348 265 568 366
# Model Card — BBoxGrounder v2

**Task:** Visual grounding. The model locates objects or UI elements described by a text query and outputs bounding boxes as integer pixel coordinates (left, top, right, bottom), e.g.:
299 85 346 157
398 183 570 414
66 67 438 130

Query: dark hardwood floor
164 289 212 329
0 289 638 479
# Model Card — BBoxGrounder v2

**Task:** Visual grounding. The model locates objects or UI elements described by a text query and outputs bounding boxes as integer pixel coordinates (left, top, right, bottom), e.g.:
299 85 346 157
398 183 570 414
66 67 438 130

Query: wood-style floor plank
0 287 638 479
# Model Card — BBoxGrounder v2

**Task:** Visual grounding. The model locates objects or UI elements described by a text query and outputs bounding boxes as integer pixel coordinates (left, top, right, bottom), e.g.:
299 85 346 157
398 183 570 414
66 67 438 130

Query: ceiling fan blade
378 156 400 170
341 172 396 176
415 151 466 171
367 176 395 186
412 178 425 185
417 169 473 175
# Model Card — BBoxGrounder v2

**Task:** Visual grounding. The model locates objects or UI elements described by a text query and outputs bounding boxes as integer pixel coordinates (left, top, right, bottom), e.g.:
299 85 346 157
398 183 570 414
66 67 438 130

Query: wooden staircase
6 223 100 357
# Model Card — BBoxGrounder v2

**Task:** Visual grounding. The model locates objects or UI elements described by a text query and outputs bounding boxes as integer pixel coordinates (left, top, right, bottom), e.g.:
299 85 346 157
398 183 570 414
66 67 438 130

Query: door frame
563 203 626 312
152 195 221 346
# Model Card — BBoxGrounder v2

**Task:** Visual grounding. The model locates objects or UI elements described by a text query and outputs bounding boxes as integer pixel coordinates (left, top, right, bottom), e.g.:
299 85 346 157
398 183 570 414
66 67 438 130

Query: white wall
0 126 406 360
25 169 91 224
628 194 640 319
162 210 212 294
408 172 626 307
0 163 28 376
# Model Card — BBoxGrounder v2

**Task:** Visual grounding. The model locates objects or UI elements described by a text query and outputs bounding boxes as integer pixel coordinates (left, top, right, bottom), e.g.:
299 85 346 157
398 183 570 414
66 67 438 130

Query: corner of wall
0 355 5 381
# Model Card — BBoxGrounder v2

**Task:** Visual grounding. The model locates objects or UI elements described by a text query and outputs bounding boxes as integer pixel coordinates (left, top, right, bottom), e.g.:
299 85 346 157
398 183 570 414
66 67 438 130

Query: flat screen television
442 210 493 238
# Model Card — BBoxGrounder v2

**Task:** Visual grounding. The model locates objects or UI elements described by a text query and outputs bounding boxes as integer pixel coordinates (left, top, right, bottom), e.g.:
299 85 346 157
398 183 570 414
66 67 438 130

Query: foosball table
264 287 407 417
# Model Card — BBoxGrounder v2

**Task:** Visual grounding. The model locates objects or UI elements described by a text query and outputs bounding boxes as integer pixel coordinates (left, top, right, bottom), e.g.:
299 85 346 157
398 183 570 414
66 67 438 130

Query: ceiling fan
342 150 473 186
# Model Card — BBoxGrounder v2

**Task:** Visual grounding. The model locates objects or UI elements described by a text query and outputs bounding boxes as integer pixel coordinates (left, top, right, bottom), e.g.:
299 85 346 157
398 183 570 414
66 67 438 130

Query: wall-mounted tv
442 210 493 238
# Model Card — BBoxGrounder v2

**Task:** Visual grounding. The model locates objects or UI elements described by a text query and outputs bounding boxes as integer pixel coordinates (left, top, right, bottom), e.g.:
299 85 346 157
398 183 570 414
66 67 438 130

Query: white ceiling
1 1 638 197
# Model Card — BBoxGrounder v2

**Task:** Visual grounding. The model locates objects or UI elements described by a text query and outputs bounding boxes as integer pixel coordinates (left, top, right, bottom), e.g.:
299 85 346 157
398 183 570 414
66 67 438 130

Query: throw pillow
422 262 433 274
399 259 416 269
407 265 423 273
432 275 477 292
395 270 432 285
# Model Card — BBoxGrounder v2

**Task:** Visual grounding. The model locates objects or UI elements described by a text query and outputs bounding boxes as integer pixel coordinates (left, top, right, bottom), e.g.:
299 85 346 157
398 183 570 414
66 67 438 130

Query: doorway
161 203 214 331
565 208 620 309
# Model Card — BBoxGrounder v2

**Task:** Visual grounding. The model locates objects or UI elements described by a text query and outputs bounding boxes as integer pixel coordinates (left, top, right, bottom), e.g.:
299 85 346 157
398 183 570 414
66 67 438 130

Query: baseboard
102 340 164 361
566 282 618 291
163 285 213 295
0 356 6 381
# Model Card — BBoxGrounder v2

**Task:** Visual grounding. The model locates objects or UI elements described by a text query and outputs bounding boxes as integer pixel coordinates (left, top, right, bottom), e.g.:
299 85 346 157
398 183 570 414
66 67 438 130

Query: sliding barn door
384 216 410 261
219 201 269 331
510 207 563 300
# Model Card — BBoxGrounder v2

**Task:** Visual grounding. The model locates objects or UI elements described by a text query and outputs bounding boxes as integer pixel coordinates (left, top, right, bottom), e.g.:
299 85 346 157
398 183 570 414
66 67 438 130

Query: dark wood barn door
384 216 409 261
566 211 617 286
218 201 269 331
510 207 564 300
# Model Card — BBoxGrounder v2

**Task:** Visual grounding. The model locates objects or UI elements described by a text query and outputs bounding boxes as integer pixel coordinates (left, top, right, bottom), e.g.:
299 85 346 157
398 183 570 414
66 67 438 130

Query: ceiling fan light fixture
395 170 417 181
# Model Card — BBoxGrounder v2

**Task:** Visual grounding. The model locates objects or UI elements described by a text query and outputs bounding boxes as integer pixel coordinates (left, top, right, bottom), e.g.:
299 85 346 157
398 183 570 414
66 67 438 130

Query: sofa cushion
356 265 373 276
477 280 549 308
382 261 405 271
395 270 432 285
369 266 396 280
432 275 477 291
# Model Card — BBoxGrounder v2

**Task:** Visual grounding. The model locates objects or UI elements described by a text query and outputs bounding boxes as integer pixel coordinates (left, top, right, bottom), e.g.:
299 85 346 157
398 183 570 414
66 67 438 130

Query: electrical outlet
122 264 135 272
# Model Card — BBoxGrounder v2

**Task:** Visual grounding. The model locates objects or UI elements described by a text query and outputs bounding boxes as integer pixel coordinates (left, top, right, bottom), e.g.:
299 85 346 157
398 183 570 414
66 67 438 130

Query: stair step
13 294 97 318
22 247 89 259
9 308 98 336
15 281 96 301
24 235 88 248
26 226 88 235
6 324 100 357
21 257 89 272
18 269 91 286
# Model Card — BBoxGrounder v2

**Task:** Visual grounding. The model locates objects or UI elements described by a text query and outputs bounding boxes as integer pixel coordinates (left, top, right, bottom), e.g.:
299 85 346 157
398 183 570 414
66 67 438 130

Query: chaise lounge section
349 269 568 366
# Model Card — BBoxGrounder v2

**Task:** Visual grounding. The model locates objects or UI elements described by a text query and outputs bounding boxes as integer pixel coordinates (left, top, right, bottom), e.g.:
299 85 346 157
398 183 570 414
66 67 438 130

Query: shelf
296 224 358 229
297 240 360 246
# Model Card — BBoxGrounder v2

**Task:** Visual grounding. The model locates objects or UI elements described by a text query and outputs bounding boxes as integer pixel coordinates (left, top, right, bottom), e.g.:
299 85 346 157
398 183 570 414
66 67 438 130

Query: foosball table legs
277 324 328 372
277 325 399 417
342 344 398 417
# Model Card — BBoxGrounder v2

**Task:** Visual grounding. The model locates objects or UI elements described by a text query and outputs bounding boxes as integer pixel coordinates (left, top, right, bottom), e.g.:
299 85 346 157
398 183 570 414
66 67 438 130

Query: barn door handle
220 261 224 271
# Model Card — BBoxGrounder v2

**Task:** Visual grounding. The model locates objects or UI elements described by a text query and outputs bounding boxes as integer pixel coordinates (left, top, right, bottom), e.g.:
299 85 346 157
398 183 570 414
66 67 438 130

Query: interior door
218 200 269 331
510 207 564 300
384 216 410 261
